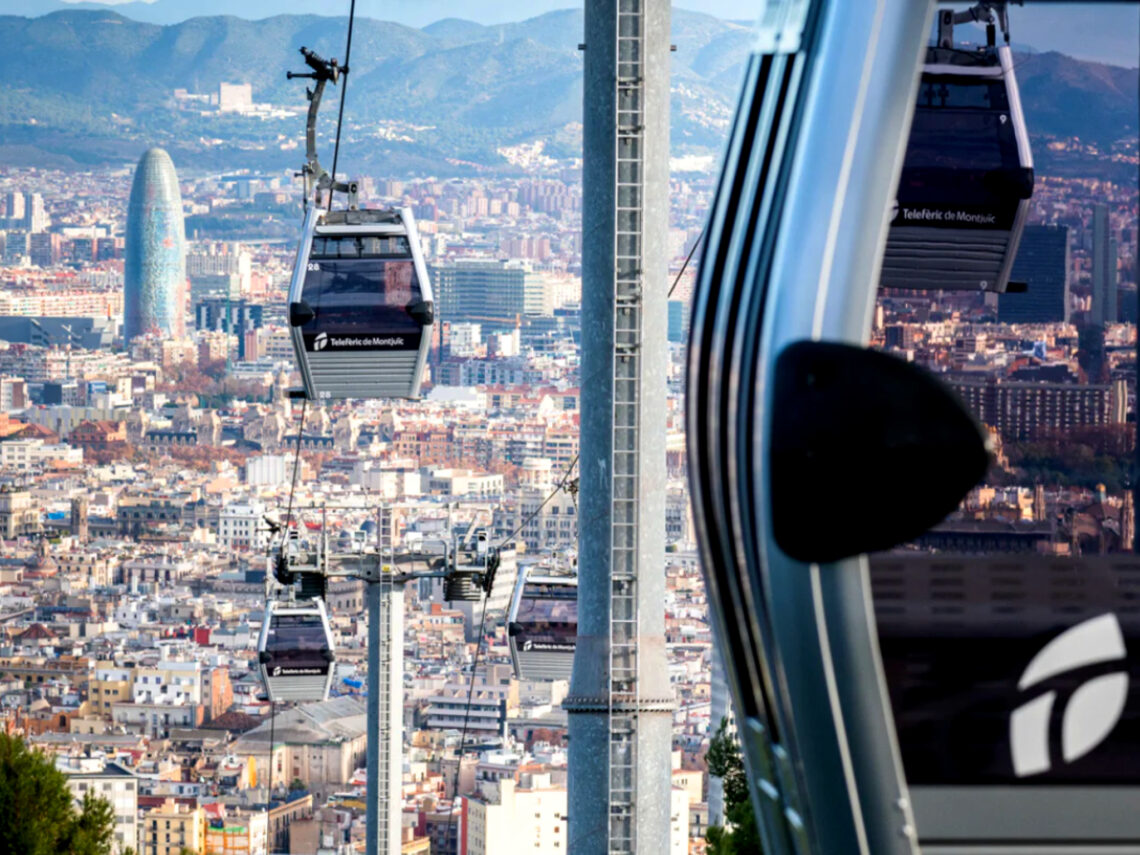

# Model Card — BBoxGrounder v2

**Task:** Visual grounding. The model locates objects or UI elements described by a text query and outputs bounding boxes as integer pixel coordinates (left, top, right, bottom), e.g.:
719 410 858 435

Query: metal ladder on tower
609 0 644 851
375 505 395 854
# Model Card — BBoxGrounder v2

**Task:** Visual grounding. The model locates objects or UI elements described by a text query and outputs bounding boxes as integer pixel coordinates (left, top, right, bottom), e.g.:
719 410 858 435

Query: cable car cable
443 596 491 849
438 453 579 842
668 224 706 299
280 398 308 546
326 0 357 213
496 452 580 549
276 0 354 537
440 451 581 840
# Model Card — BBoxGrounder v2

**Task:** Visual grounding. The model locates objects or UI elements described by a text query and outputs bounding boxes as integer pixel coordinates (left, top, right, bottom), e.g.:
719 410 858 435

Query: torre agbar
124 147 187 341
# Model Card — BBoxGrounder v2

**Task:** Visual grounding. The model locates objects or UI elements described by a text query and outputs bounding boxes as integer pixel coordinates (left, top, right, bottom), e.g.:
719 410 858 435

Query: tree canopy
0 732 116 855
706 717 762 855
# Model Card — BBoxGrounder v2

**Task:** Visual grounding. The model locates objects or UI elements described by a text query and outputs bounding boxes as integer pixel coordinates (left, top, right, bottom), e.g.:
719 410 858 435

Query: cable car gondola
288 205 434 400
257 598 336 703
507 568 577 681
881 42 1033 292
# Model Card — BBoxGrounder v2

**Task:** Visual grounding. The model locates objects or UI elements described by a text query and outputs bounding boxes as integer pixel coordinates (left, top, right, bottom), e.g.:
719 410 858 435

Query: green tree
705 718 763 855
0 732 116 855
65 790 116 855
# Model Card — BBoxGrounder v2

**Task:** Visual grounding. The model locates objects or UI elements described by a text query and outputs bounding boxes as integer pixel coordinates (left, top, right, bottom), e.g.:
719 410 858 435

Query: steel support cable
497 451 580 550
280 0 357 538
668 224 706 299
280 398 309 545
443 597 491 850
440 450 580 849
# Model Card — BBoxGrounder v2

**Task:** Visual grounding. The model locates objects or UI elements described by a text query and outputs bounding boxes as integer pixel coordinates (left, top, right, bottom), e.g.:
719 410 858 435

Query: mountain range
0 0 755 28
4 1 1139 70
0 9 1134 176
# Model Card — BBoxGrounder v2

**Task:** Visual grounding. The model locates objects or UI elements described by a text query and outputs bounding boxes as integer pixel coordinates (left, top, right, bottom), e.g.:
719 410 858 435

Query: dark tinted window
300 257 423 336
918 78 1009 111
516 584 578 624
266 613 329 666
904 108 1014 172
902 76 1019 176
515 583 578 647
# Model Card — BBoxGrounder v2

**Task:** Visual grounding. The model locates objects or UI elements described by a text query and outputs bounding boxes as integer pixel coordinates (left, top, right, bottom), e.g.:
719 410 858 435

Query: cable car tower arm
287 47 359 210
938 2 1021 47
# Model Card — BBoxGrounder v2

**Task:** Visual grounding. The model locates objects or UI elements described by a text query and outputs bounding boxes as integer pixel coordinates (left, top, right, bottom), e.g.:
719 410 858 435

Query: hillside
0 9 1133 175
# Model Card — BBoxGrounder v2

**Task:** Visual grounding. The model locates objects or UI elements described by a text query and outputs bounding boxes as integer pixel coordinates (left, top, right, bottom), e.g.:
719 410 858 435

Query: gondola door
688 1 945 853
690 1 1140 854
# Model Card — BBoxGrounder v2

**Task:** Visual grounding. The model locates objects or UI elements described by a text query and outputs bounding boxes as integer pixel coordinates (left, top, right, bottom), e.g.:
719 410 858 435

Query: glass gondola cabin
258 599 335 703
508 569 578 681
881 45 1033 293
289 207 434 400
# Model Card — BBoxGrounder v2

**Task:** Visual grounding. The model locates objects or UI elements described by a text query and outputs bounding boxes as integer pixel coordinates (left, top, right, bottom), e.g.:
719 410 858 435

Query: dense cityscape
0 4 1135 855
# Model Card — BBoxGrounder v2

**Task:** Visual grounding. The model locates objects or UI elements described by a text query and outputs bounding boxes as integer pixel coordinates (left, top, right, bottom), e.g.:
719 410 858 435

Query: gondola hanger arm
288 46 358 210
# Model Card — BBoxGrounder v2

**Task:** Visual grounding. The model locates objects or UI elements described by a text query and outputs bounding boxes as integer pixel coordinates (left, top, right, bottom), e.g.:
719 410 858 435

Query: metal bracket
940 2 1020 49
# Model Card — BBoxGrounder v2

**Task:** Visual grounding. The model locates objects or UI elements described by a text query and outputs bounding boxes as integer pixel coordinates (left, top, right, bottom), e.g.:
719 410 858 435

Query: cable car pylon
564 1 674 852
259 504 499 855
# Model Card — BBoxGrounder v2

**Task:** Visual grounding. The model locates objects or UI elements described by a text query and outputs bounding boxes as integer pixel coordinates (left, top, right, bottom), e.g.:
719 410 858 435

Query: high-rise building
4 191 24 225
187 242 252 301
23 192 47 233
194 297 265 358
998 225 1070 324
462 777 568 855
28 231 60 268
1091 204 1117 324
60 757 139 855
124 148 186 341
141 799 205 855
667 299 689 343
951 377 1120 441
430 259 533 331
3 231 27 264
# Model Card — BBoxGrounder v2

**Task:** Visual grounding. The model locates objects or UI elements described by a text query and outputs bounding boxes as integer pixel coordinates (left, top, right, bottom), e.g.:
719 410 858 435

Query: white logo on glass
314 332 328 351
1010 613 1129 777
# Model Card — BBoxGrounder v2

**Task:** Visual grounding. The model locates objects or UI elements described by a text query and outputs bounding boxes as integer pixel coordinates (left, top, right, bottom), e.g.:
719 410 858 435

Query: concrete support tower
565 0 673 852
366 516 404 855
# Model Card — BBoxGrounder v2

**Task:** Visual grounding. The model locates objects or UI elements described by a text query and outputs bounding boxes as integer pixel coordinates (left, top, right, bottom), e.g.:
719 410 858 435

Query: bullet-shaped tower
565 0 673 852
124 147 186 341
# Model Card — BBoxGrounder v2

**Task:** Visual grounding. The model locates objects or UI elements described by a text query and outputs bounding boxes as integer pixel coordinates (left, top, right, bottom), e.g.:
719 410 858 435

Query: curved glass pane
301 259 423 334
515 583 578 648
265 613 331 672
